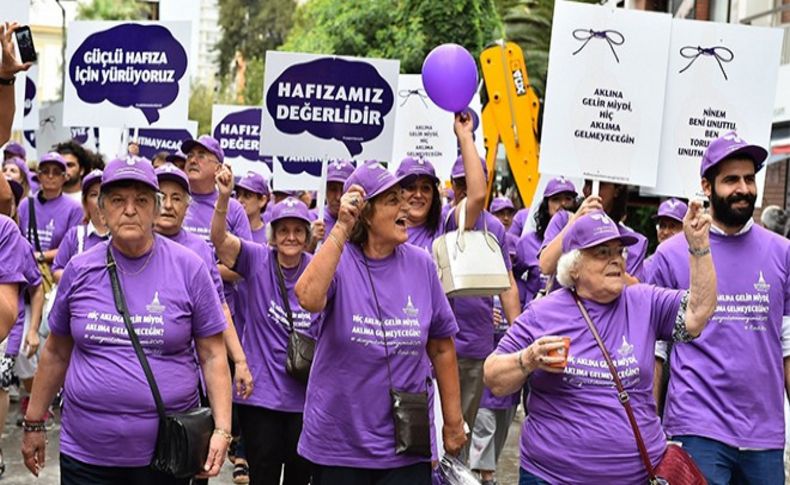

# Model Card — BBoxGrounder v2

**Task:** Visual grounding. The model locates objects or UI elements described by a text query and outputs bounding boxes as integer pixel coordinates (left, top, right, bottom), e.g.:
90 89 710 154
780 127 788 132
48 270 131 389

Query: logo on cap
126 157 137 166
284 198 298 208
332 161 345 170
162 164 176 173
590 213 612 225
723 132 742 143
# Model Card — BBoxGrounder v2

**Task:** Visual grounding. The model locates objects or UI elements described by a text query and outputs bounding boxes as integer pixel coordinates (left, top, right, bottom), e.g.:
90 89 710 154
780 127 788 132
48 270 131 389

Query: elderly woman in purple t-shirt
295 161 466 484
21 158 232 484
484 205 716 484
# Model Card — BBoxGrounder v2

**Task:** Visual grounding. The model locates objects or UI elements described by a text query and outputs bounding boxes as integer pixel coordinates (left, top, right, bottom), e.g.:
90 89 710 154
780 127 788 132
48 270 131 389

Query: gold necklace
111 239 157 276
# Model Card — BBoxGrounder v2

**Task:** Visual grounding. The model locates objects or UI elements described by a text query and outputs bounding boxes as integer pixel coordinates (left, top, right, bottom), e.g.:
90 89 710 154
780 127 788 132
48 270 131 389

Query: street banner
647 19 782 199
261 51 400 164
211 105 272 178
63 21 191 128
128 122 197 160
540 1 671 186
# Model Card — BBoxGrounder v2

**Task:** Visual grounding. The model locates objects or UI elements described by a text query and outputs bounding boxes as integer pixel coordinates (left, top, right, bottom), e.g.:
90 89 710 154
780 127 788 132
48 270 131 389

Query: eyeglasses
38 167 64 177
186 152 217 163
588 245 626 260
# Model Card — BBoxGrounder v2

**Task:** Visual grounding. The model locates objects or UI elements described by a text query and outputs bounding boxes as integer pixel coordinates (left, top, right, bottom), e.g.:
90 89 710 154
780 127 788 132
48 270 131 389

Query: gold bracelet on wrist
214 205 228 215
213 428 233 444
328 232 345 251
517 349 530 374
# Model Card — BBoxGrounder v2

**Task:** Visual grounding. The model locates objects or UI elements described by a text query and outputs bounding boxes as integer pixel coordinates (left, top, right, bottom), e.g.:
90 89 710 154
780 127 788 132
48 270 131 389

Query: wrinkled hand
311 220 326 242
1 23 33 78
683 199 711 251
215 165 234 198
21 430 47 476
195 433 229 479
233 361 253 400
569 195 603 224
24 330 39 358
442 420 467 456
453 110 474 140
337 184 366 236
522 336 568 374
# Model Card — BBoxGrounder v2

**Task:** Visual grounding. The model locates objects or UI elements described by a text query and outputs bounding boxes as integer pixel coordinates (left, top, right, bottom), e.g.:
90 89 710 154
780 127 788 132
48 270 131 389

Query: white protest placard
128 122 197 160
272 156 323 191
540 1 671 186
2 1 30 131
23 64 38 130
260 51 400 165
646 19 782 200
211 105 272 179
37 102 98 158
390 74 456 181
63 21 191 128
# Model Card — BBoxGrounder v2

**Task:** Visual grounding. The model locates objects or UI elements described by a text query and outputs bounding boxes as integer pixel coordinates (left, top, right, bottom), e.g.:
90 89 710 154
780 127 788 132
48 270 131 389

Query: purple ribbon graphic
399 89 429 108
679 46 734 81
572 29 625 64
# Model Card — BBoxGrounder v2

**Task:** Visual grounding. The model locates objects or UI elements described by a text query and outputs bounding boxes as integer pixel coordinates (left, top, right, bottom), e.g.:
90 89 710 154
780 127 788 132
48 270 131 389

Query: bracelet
214 205 228 215
517 349 530 374
688 246 710 257
213 428 233 444
22 419 46 433
328 231 345 251
0 76 15 86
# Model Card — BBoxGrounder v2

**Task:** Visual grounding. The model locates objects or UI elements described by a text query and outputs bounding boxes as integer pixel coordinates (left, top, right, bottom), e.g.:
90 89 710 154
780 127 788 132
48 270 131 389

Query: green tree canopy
77 0 149 20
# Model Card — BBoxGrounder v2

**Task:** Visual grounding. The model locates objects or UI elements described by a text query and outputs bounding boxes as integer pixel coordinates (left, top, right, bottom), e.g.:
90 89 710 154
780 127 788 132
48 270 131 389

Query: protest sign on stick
211 105 272 178
127 122 197 160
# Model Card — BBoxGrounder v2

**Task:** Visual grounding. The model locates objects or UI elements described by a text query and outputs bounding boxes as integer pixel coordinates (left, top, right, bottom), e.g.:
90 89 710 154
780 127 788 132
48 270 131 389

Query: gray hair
98 183 163 217
556 249 582 288
760 205 787 236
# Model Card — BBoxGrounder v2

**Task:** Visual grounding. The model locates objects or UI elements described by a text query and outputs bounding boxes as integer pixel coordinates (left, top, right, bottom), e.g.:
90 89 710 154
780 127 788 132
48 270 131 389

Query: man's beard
710 189 756 228
64 175 80 190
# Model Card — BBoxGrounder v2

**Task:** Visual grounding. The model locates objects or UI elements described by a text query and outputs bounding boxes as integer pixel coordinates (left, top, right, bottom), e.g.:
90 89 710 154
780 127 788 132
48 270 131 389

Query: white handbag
432 199 511 297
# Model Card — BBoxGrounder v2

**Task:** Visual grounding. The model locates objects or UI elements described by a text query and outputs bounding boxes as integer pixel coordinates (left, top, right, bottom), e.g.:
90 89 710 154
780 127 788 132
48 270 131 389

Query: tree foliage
77 0 149 20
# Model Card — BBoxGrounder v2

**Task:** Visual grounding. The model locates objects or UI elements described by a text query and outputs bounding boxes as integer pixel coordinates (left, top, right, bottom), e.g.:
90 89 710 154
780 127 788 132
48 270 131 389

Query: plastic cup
547 337 571 368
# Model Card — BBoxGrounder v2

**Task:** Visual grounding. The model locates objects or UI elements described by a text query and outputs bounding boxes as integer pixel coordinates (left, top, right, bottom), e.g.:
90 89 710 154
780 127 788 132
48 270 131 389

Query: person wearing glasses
484 207 716 484
20 157 232 483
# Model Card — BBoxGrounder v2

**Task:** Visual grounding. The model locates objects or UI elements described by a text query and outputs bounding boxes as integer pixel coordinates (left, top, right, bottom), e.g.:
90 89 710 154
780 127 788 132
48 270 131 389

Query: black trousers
312 462 432 485
60 453 190 485
237 404 312 485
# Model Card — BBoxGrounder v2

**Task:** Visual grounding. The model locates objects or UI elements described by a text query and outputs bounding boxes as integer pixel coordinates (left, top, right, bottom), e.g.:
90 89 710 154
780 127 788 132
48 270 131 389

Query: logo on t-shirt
45 219 55 232
146 291 166 313
402 295 419 317
754 271 770 293
617 335 634 357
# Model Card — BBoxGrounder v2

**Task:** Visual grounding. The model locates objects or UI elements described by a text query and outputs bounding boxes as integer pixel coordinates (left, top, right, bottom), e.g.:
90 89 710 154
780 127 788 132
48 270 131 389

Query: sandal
227 438 238 464
233 459 250 484
0 448 6 477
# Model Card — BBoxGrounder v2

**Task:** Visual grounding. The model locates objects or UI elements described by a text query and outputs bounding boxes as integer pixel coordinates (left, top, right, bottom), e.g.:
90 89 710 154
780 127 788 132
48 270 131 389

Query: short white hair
556 249 582 288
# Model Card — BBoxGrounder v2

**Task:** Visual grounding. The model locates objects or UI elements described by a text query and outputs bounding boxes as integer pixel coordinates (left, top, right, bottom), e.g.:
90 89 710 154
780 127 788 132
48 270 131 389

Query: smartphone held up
14 25 37 64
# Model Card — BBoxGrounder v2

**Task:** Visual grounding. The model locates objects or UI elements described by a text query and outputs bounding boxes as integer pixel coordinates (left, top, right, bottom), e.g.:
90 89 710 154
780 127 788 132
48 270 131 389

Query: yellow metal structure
480 40 542 206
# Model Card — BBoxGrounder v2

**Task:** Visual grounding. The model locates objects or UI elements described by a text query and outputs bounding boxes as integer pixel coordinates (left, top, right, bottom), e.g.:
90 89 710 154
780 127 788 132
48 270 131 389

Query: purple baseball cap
652 198 687 223
81 169 103 192
3 157 31 184
396 157 439 184
700 131 768 178
155 163 190 194
269 197 312 226
344 161 415 201
450 155 488 181
490 196 515 214
3 142 25 159
5 176 23 205
236 171 270 196
181 135 224 164
562 210 639 253
543 176 578 198
165 150 187 164
327 160 355 183
38 152 68 172
101 157 160 192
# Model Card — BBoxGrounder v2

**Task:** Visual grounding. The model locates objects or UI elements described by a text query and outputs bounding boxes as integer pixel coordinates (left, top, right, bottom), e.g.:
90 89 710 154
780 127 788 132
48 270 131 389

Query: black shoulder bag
362 251 431 457
106 245 214 479
274 259 315 384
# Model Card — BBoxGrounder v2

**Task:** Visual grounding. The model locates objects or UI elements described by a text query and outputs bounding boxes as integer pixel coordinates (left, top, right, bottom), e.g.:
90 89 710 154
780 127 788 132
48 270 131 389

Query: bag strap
106 244 167 420
27 195 42 253
273 252 295 333
361 249 395 391
571 290 657 480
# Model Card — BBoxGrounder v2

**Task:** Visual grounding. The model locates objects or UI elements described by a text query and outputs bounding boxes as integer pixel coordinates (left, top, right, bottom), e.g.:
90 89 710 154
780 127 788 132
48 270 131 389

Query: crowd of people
0 19 789 485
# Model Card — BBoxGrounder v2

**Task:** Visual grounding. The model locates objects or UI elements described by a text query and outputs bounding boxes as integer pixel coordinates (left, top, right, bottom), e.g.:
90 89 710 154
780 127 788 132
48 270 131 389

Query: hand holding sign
422 44 478 113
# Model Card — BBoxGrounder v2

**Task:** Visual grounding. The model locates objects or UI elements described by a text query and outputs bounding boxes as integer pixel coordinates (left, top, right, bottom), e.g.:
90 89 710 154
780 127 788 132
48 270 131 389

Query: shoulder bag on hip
106 245 214 479
572 291 705 485
27 196 55 295
274 259 315 384
362 251 431 457
431 198 510 297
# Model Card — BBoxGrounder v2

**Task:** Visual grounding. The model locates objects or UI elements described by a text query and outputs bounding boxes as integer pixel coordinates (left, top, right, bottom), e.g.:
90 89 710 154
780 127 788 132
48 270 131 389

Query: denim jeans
673 435 784 485
519 467 551 485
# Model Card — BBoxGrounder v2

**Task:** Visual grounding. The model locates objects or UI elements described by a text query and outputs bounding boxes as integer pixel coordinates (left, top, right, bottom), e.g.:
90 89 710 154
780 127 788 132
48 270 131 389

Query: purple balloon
421 44 478 113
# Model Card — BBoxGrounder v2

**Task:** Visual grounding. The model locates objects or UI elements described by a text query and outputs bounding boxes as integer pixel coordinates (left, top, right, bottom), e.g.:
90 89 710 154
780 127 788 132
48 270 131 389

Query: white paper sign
260 51 400 162
390 74 456 181
2 1 30 131
63 21 191 128
37 102 98 158
647 19 782 200
272 156 323 191
540 2 671 186
211 105 272 179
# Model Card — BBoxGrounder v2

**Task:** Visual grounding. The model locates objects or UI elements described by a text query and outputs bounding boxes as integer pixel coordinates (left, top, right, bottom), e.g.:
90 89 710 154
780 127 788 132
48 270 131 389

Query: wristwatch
0 76 15 86
688 246 711 257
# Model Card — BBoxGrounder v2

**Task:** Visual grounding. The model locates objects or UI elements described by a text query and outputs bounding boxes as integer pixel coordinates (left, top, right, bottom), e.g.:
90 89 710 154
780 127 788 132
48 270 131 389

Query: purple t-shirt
515 231 548 308
298 243 458 468
6 240 41 357
48 236 226 467
322 207 337 240
251 225 267 245
649 225 790 449
52 225 110 272
406 223 441 252
0 215 28 287
233 240 320 411
509 208 530 237
164 229 225 303
497 285 683 483
443 208 512 359
18 193 83 251
542 210 648 280
479 301 520 410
